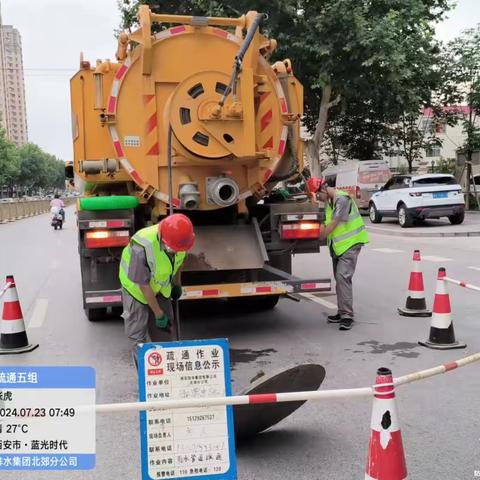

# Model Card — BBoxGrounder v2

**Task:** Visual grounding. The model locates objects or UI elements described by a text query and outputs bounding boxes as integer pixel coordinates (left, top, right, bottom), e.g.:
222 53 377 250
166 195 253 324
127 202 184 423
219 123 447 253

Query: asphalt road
1 206 480 479
366 211 480 237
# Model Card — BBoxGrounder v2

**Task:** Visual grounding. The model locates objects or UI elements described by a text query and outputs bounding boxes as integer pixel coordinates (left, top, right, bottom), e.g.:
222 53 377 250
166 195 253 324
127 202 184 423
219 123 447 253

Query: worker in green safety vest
308 177 369 330
119 213 195 366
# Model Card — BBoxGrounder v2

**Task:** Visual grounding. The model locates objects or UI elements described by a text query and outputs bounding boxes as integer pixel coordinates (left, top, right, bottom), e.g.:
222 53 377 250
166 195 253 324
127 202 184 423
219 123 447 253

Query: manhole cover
233 364 326 441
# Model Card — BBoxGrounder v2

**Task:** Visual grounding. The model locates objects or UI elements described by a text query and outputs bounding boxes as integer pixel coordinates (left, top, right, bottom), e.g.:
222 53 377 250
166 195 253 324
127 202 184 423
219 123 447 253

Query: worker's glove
171 284 183 301
155 314 169 329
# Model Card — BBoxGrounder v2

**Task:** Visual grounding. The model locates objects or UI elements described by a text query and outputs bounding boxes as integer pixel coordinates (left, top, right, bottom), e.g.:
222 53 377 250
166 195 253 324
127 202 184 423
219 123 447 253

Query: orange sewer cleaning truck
69 6 330 321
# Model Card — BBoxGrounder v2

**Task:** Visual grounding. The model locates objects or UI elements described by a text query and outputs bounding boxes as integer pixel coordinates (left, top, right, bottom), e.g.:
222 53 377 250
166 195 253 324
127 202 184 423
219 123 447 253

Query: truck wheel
229 295 280 311
449 212 465 225
86 308 107 322
398 204 413 228
369 203 382 223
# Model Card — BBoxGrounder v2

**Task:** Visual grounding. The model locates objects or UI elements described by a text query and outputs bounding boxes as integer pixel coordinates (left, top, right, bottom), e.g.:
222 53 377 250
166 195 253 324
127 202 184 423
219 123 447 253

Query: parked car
322 160 392 211
369 174 465 227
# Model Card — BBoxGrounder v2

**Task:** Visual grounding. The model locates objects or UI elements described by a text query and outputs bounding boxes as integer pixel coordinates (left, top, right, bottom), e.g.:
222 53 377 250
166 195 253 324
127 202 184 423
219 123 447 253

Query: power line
0 67 77 71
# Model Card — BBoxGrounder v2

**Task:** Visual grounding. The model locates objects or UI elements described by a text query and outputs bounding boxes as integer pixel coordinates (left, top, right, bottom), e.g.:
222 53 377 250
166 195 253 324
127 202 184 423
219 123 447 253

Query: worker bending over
119 213 195 365
308 177 368 330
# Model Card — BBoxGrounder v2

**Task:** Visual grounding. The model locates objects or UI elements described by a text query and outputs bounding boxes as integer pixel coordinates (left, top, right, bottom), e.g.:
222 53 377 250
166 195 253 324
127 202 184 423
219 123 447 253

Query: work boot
327 313 342 323
339 318 354 331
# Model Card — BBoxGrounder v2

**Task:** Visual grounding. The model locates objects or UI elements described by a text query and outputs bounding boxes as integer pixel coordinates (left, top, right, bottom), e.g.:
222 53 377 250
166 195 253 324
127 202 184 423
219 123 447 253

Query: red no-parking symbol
147 351 162 367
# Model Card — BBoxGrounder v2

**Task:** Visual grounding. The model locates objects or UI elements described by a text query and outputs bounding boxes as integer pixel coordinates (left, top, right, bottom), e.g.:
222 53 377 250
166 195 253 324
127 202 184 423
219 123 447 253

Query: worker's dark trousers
332 244 362 319
121 288 177 367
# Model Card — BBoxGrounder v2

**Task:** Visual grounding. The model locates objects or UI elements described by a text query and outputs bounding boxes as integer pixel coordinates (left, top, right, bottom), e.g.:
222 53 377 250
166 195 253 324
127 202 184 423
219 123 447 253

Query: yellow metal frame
71 6 304 212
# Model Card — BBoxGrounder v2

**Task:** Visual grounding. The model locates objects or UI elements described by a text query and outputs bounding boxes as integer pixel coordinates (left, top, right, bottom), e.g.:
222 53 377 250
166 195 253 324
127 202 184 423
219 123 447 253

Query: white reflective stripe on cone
370 396 400 447
430 312 452 329
436 279 448 295
1 319 26 334
407 291 425 299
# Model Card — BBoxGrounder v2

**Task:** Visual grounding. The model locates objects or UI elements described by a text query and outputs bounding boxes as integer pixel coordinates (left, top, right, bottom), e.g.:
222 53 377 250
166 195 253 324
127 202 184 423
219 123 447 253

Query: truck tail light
84 230 130 249
355 186 361 199
281 222 320 240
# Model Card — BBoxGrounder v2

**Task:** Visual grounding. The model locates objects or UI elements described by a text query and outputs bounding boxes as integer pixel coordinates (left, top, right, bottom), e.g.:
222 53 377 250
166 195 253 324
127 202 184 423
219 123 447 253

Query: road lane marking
422 255 453 262
468 266 480 272
28 299 48 329
301 293 337 309
371 248 404 253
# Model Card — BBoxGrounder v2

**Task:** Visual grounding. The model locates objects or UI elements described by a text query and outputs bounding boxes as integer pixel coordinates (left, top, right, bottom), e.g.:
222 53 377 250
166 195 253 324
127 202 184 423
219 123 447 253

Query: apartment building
0 10 28 145
384 107 471 173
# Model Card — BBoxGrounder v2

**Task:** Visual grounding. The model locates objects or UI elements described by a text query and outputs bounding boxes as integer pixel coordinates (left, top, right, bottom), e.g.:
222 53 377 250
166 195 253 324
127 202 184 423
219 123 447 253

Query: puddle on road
353 340 420 358
229 348 277 369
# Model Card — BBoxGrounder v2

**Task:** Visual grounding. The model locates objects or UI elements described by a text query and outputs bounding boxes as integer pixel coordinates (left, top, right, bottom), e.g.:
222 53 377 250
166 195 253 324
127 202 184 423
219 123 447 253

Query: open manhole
233 364 326 442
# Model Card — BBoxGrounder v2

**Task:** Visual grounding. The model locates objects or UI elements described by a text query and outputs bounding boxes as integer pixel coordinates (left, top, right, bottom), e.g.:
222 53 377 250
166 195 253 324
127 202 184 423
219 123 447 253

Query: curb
366 226 480 238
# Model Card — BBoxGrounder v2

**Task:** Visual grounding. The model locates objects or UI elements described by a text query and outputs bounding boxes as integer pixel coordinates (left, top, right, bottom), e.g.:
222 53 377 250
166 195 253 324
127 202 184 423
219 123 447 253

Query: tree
118 0 207 31
388 112 443 173
16 144 66 194
0 130 20 195
118 0 451 173
440 26 480 208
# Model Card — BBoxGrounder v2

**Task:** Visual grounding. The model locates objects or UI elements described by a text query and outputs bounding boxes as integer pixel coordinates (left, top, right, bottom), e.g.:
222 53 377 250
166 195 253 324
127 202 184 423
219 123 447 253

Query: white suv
369 174 465 228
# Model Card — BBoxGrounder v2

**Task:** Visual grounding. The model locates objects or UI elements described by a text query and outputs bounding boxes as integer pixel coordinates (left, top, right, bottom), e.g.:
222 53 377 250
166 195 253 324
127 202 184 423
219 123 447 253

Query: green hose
79 196 139 211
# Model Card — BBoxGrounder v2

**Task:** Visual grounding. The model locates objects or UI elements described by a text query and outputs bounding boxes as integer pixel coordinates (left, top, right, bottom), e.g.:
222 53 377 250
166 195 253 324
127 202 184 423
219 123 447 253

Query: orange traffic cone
0 275 38 354
419 268 466 350
365 367 407 480
398 250 431 317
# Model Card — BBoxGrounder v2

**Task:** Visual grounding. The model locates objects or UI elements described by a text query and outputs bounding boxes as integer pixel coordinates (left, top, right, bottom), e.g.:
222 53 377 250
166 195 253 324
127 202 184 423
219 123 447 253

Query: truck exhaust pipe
207 177 240 207
179 183 200 210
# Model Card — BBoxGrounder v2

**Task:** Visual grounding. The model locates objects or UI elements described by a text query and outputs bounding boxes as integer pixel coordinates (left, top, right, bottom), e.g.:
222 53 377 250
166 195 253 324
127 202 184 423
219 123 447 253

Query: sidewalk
366 212 480 237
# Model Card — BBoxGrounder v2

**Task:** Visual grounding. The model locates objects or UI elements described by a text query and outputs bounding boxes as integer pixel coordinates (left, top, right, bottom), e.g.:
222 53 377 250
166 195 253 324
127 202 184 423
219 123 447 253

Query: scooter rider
50 194 65 222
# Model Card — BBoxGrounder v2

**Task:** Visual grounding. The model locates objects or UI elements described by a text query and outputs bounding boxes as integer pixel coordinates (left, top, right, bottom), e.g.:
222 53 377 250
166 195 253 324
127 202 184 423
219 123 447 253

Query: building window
426 147 441 157
420 117 434 134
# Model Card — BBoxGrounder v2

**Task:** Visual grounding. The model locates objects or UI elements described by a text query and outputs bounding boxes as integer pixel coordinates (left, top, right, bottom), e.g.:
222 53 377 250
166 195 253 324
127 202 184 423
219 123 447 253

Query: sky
0 0 479 161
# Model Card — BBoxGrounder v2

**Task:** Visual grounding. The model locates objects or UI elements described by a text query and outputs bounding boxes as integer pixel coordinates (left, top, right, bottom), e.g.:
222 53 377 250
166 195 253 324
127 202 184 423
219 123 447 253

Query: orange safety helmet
307 176 326 193
158 214 195 252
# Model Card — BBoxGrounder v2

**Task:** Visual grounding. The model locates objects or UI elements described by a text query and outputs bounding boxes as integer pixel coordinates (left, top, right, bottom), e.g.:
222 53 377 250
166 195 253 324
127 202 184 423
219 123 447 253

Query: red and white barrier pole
443 276 480 293
90 352 480 414
0 282 12 300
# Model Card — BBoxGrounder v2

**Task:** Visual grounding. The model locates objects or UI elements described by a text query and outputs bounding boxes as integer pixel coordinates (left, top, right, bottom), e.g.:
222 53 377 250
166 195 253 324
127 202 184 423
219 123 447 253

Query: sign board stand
138 339 237 480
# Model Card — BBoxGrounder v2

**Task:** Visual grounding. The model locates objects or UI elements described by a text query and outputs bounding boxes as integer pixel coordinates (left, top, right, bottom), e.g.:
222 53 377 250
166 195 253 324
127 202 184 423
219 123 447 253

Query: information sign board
138 339 236 480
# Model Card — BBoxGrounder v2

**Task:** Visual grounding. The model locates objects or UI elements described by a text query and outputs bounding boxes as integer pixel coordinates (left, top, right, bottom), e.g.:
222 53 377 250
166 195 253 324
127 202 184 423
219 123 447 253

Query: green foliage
440 25 480 158
0 130 65 194
396 163 409 175
434 158 456 175
0 130 20 187
387 112 443 173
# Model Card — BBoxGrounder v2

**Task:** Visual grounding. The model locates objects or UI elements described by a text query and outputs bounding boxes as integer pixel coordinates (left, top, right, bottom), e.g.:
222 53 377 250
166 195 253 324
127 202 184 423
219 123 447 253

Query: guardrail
0 198 76 223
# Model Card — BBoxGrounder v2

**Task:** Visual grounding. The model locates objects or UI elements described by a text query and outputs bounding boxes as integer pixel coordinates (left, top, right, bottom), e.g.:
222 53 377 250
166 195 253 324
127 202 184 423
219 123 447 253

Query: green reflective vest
119 225 186 304
325 190 369 257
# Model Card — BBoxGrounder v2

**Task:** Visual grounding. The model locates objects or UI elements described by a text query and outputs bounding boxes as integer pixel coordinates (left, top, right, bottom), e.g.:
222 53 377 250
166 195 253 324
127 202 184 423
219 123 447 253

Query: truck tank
70 7 304 214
